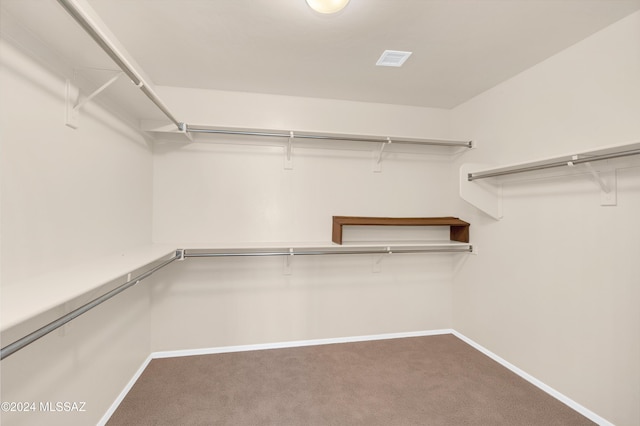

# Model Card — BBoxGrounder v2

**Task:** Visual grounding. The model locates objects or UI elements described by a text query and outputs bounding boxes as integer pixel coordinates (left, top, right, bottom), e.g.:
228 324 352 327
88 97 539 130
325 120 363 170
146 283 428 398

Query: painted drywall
150 253 455 351
451 11 640 426
0 47 152 286
152 140 457 244
149 89 460 350
156 86 452 139
4 3 637 425
0 29 154 426
0 283 151 426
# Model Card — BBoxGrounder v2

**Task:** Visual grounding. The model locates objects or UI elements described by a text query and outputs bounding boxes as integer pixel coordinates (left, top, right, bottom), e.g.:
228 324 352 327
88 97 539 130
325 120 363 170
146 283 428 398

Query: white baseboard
451 331 612 426
151 329 453 359
97 353 153 426
101 329 612 426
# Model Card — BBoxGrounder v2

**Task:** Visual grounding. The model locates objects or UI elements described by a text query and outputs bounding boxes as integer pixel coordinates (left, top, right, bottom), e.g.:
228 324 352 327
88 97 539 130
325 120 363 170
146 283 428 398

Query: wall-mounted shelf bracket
575 159 617 206
373 138 392 173
461 142 639 218
459 163 503 220
65 71 123 129
141 121 194 142
570 158 609 192
176 249 186 261
177 123 194 142
57 302 71 337
285 131 294 170
283 248 294 275
372 253 385 273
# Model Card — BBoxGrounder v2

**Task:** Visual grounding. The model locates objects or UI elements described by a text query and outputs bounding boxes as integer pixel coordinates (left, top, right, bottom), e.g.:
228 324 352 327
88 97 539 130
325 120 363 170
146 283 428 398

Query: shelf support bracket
177 122 194 142
582 161 610 193
459 164 503 220
372 254 384 273
373 137 392 173
283 248 294 275
372 247 392 272
568 156 617 206
285 131 294 170
66 71 123 129
176 249 186 261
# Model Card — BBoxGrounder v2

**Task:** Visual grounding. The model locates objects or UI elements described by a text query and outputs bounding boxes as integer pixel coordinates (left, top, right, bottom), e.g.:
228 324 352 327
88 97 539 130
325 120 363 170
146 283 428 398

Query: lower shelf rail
1 242 472 360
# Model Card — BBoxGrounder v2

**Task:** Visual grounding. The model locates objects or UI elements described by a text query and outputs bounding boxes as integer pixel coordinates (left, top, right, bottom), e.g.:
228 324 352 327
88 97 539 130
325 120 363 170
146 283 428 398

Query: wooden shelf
331 216 470 245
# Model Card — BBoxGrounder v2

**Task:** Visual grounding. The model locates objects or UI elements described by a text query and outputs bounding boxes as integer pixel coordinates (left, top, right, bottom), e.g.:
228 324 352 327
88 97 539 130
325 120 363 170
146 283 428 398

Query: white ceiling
3 0 640 110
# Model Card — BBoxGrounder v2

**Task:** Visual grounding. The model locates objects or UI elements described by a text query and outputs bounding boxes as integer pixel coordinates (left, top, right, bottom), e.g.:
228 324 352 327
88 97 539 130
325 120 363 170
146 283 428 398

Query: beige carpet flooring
107 334 595 425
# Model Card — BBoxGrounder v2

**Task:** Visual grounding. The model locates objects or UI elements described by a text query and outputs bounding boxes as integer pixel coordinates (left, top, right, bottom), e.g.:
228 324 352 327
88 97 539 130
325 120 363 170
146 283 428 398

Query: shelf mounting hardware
176 249 186 261
65 71 123 129
177 123 194 142
372 254 384 273
285 131 294 170
283 248 294 275
373 137 392 172
573 157 609 192
574 158 617 206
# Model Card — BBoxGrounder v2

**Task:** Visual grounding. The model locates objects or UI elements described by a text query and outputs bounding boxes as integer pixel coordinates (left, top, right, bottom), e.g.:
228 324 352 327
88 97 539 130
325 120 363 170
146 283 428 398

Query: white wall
451 11 640 426
4 5 638 425
156 86 452 138
149 88 459 351
0 28 154 426
0 41 153 286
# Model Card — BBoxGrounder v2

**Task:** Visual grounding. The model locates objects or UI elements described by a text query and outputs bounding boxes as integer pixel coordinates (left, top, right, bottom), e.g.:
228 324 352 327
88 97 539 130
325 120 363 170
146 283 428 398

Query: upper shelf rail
183 125 473 148
57 0 182 128
57 1 472 149
468 145 640 181
183 245 473 258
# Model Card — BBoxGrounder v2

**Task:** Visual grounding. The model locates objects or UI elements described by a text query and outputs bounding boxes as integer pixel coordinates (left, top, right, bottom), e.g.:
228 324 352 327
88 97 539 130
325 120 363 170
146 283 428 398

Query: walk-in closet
1 1 639 425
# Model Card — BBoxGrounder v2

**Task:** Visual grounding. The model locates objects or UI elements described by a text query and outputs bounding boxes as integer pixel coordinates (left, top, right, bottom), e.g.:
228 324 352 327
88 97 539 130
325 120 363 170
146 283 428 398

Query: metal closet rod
0 244 472 360
183 246 474 258
56 0 471 148
183 125 473 147
56 0 181 128
0 254 179 361
468 147 640 181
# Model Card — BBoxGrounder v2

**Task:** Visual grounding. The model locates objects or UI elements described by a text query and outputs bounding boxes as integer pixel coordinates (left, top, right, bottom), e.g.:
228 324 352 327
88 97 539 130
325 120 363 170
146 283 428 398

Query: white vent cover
376 50 412 67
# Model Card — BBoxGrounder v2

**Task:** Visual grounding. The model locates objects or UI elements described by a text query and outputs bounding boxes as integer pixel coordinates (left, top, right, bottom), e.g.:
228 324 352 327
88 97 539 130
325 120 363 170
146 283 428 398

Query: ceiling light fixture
306 0 350 14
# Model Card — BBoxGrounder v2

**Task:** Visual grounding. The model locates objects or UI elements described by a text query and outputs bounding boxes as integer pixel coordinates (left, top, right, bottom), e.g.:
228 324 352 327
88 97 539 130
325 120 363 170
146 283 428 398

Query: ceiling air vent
376 50 412 67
